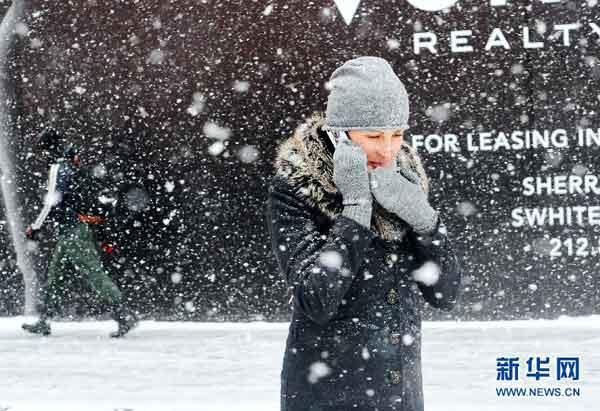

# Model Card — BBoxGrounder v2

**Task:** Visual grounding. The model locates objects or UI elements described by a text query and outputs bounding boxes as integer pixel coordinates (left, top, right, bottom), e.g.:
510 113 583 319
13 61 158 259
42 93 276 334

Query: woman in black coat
267 56 463 411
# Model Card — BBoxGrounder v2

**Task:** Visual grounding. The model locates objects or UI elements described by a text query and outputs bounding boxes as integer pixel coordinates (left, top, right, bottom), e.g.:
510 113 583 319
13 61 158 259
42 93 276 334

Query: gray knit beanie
323 56 410 131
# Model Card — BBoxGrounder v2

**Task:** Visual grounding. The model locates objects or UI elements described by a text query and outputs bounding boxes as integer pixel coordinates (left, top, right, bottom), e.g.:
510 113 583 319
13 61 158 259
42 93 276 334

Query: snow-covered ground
0 316 598 411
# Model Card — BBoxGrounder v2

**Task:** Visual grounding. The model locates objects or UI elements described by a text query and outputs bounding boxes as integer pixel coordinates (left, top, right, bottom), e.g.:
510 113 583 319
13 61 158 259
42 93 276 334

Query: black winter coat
267 114 463 411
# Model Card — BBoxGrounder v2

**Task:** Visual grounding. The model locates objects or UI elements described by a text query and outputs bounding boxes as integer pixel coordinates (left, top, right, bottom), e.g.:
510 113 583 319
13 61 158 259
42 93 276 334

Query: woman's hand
333 138 372 228
369 164 438 235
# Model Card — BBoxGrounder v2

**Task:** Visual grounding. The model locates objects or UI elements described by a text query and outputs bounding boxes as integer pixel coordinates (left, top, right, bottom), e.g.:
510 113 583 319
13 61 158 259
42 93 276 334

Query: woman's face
347 129 404 169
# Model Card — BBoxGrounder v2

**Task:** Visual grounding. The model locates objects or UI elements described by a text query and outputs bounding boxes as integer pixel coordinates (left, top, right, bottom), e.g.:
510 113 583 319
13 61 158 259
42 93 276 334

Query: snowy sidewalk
0 316 598 411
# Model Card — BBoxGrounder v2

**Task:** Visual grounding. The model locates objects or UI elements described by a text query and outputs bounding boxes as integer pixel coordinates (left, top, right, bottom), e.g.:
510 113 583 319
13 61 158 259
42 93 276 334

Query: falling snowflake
319 251 343 270
307 362 331 384
412 261 440 286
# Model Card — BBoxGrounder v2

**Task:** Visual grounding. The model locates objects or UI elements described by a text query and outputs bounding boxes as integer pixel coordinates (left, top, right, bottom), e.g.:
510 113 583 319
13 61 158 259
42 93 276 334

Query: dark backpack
73 167 117 219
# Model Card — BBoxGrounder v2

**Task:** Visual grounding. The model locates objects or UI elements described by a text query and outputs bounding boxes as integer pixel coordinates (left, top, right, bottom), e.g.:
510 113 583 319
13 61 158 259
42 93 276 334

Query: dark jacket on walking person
267 57 463 410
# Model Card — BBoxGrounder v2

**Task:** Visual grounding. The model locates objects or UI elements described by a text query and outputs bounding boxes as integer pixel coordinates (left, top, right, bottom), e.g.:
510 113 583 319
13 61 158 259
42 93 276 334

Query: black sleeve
267 176 375 325
408 215 463 311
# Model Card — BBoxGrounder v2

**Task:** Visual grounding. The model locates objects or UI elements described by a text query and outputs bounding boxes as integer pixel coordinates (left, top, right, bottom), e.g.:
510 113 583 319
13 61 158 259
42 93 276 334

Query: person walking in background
267 56 463 410
22 128 137 338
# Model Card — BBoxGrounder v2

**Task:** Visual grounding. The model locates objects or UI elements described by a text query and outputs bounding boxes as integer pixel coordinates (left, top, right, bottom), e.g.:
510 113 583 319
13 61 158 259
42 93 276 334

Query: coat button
390 333 401 345
387 288 397 305
389 370 401 385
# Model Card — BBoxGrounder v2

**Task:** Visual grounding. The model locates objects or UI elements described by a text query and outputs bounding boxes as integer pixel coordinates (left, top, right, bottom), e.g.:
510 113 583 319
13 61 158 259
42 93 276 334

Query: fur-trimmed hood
274 113 430 242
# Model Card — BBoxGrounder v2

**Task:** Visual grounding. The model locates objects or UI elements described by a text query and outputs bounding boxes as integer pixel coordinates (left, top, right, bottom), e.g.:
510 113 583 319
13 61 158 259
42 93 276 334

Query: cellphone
319 129 336 153
325 130 338 148
324 130 349 149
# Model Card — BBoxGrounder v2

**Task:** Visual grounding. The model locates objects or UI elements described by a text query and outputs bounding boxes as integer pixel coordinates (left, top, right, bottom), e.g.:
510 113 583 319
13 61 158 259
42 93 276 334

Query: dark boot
22 319 51 336
110 304 138 338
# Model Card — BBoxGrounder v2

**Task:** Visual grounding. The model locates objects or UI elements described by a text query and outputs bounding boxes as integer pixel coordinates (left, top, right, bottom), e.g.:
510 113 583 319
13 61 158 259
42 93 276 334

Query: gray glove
369 164 439 235
333 138 372 228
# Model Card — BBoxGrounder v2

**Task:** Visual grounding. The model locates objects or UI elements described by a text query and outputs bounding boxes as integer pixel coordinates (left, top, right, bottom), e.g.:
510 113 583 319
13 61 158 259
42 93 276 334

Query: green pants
42 221 121 317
